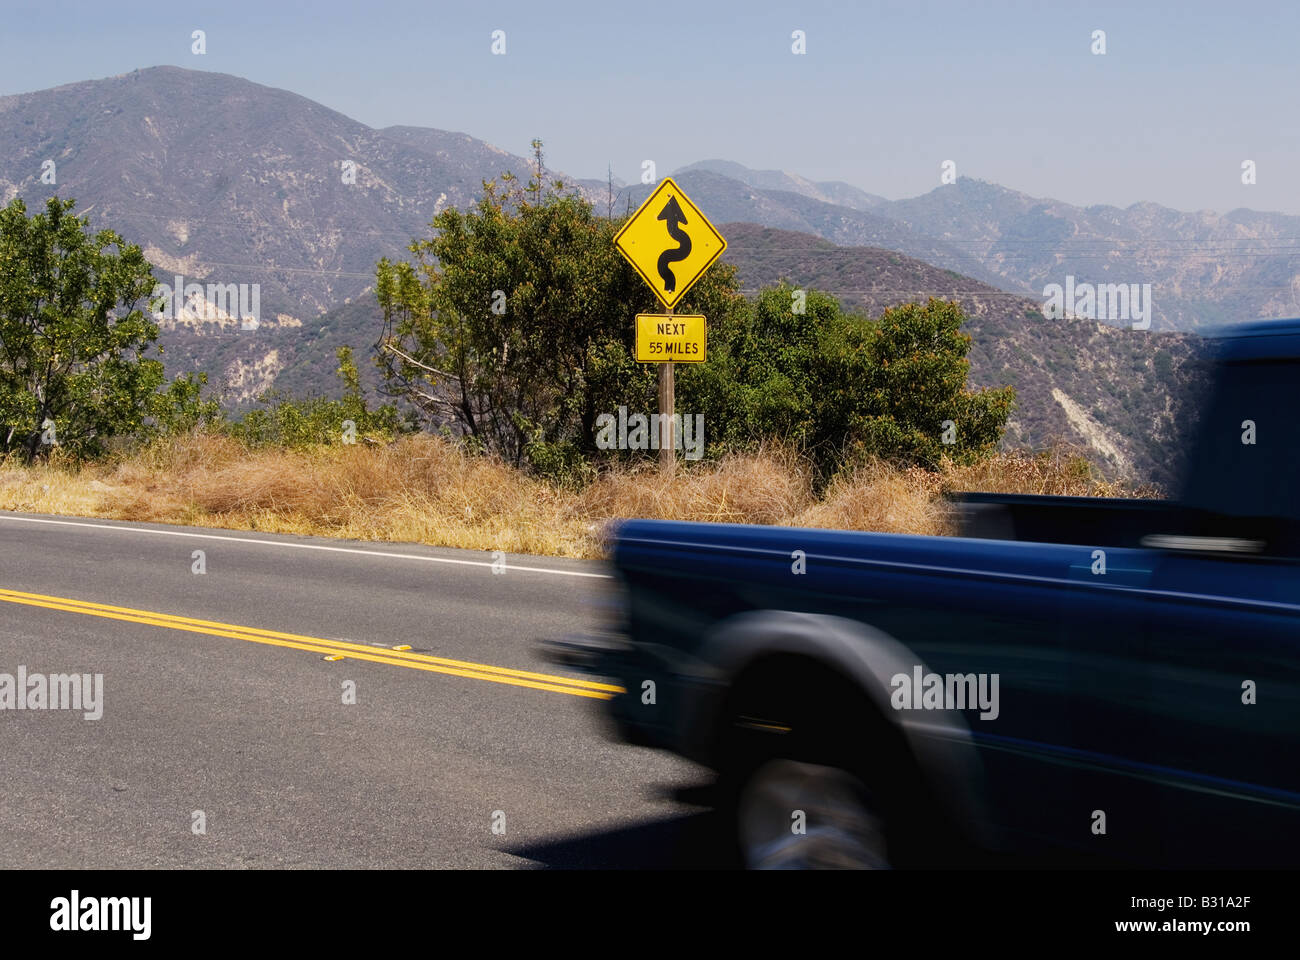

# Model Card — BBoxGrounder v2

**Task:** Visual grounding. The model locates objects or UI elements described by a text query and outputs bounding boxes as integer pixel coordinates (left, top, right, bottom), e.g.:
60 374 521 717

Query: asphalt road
0 511 723 869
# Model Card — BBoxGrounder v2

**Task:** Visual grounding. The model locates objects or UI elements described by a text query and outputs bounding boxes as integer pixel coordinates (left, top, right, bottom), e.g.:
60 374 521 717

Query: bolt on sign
636 314 706 362
614 177 727 310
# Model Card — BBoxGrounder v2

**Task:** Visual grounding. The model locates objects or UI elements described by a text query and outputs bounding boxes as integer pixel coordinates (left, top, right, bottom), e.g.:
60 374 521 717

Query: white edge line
0 514 613 580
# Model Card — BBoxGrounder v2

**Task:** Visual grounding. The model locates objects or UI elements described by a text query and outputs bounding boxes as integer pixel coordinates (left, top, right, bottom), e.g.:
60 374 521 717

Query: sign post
659 308 674 470
613 177 726 473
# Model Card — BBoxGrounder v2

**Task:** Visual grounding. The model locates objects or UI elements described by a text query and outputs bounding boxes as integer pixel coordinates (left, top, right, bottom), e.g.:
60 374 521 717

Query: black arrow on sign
656 195 692 293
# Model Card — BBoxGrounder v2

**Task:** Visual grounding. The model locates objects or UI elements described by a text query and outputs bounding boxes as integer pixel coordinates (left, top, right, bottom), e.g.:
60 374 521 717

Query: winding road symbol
612 177 726 309
656 195 692 293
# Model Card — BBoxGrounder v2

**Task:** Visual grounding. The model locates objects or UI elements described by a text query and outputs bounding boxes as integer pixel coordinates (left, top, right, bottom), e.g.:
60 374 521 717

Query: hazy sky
4 0 1299 214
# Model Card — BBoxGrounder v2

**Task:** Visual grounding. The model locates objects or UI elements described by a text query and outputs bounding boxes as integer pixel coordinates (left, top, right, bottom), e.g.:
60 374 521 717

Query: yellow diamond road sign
614 177 727 310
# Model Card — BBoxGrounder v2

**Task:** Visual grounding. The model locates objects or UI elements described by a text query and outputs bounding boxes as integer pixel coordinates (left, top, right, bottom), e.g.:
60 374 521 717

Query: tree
724 284 860 456
849 298 1014 470
0 196 164 461
228 347 401 448
146 371 223 436
723 286 1013 476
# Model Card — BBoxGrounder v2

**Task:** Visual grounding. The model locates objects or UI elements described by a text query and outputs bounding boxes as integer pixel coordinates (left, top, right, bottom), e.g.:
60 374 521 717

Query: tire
737 758 891 869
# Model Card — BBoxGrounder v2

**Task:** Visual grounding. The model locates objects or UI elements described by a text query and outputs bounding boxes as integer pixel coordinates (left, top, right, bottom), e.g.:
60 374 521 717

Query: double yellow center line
0 587 623 700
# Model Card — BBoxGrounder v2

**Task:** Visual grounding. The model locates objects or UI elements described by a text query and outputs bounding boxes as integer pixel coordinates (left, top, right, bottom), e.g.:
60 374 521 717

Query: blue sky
4 0 1299 214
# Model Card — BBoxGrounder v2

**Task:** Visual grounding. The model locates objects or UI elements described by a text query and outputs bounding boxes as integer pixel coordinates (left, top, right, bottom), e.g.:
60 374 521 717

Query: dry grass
577 443 814 527
0 432 1161 559
794 459 953 536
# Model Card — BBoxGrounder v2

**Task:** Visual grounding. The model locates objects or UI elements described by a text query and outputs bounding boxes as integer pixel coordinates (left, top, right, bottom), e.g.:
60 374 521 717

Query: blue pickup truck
556 319 1300 869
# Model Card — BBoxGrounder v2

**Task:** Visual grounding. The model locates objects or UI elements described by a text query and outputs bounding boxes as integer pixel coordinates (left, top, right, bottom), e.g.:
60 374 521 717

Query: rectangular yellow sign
635 314 707 363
